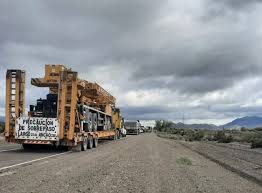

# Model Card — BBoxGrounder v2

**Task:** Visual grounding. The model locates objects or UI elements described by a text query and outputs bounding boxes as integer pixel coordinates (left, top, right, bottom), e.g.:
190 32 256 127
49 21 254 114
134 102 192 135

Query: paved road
0 133 261 193
0 143 21 152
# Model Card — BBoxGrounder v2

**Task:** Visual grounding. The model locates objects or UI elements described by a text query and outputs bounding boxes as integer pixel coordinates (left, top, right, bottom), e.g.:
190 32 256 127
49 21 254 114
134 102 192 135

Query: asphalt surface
0 143 21 152
0 133 261 193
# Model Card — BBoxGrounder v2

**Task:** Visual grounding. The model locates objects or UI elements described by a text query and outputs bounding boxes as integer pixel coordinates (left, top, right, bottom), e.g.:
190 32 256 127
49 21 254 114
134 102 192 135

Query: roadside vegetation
0 122 4 133
0 122 5 145
155 120 262 149
176 156 192 166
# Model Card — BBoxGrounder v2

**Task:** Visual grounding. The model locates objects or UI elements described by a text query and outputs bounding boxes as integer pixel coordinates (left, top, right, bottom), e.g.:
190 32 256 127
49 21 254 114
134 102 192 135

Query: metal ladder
58 70 78 140
5 70 25 140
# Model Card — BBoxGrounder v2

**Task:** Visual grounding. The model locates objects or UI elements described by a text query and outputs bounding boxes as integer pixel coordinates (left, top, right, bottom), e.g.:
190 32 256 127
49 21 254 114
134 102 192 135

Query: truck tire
112 133 117 140
93 136 98 148
72 142 82 152
22 144 32 151
87 135 93 149
81 137 87 151
117 129 121 139
92 113 98 132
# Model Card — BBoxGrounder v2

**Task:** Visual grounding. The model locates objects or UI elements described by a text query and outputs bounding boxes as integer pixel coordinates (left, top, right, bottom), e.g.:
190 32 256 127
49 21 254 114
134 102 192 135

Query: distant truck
145 126 153 133
125 121 141 135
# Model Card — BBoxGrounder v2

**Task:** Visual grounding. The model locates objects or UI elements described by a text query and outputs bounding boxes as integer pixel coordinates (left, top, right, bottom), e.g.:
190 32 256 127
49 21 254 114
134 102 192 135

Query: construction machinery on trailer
5 64 125 151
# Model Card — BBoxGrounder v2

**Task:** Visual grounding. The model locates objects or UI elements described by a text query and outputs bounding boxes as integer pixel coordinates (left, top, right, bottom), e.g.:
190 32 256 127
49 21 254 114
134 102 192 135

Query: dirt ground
0 133 261 193
0 134 6 145
179 140 262 185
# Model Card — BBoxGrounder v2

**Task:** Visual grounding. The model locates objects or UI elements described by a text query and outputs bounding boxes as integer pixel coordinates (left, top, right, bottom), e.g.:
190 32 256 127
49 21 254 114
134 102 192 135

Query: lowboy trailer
5 64 125 151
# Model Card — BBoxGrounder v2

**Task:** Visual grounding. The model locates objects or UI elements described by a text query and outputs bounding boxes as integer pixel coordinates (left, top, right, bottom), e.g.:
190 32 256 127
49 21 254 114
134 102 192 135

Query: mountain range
171 122 219 130
1 115 262 129
222 116 262 129
172 116 262 130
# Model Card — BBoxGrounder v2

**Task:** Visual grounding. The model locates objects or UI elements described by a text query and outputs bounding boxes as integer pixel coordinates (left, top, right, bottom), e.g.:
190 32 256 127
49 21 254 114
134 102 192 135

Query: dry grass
176 156 192 165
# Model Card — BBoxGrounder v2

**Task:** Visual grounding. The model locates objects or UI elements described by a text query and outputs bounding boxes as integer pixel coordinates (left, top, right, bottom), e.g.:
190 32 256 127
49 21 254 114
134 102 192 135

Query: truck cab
125 121 141 135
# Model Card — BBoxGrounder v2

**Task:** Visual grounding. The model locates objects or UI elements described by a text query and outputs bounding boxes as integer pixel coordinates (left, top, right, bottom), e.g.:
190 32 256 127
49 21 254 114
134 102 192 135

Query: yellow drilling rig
5 64 125 151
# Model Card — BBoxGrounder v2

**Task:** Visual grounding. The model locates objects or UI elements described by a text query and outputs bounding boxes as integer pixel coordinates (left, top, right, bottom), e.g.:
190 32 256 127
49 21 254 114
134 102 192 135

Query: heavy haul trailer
5 65 124 151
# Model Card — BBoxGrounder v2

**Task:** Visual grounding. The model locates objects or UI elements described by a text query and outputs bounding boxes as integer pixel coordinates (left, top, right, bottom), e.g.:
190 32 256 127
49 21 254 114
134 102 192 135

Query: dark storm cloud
0 0 262 123
210 105 262 117
0 0 162 50
203 0 262 20
0 0 164 110
132 32 262 94
1 0 260 95
208 0 262 10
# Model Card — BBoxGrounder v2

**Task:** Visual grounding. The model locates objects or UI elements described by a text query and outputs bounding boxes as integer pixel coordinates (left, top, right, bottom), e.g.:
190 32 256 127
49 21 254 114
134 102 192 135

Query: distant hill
171 122 219 130
222 116 262 129
168 116 262 130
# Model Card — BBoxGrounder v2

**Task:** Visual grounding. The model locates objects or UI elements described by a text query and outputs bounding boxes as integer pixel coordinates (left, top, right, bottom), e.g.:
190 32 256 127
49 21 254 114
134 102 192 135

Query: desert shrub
251 138 262 148
205 131 216 141
186 130 205 141
176 156 192 165
223 135 233 143
213 131 224 141
193 130 205 141
255 127 262 131
240 127 248 132
183 129 195 141
0 123 4 133
154 120 173 132
214 131 233 143
240 131 258 143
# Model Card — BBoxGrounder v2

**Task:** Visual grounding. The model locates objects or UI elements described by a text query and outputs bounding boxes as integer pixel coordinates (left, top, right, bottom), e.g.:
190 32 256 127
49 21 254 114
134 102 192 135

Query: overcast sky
1 0 262 125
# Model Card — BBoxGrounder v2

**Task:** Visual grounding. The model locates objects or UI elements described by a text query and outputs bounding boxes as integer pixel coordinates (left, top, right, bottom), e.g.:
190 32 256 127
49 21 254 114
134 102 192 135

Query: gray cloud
120 106 174 120
202 0 262 20
209 0 262 10
0 0 262 124
132 30 262 94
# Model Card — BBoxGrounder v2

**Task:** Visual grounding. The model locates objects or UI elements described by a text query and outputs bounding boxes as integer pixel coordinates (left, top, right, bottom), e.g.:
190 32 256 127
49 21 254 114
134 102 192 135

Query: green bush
176 156 192 165
0 123 4 133
254 127 262 131
154 120 173 132
193 130 205 141
251 138 262 148
214 131 233 143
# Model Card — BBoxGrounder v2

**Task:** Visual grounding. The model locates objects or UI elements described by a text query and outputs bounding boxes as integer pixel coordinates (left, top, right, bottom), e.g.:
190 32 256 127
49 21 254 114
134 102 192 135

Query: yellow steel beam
58 71 67 139
5 71 11 137
68 72 78 140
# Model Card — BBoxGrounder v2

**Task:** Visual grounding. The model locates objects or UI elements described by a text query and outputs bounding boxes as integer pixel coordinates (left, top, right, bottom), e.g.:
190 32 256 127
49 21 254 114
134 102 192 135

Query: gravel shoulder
0 135 6 145
178 140 262 185
0 135 24 151
0 133 261 193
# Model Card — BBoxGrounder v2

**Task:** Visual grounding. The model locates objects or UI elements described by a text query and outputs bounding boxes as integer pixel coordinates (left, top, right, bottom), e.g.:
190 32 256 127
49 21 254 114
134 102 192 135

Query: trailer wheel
113 133 117 140
117 129 121 139
87 135 93 149
72 142 82 152
93 136 98 148
81 137 88 151
22 144 32 151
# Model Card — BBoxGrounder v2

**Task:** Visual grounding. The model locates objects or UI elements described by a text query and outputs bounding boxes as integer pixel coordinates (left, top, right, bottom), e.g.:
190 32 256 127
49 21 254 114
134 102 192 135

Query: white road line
0 148 21 153
0 151 71 172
